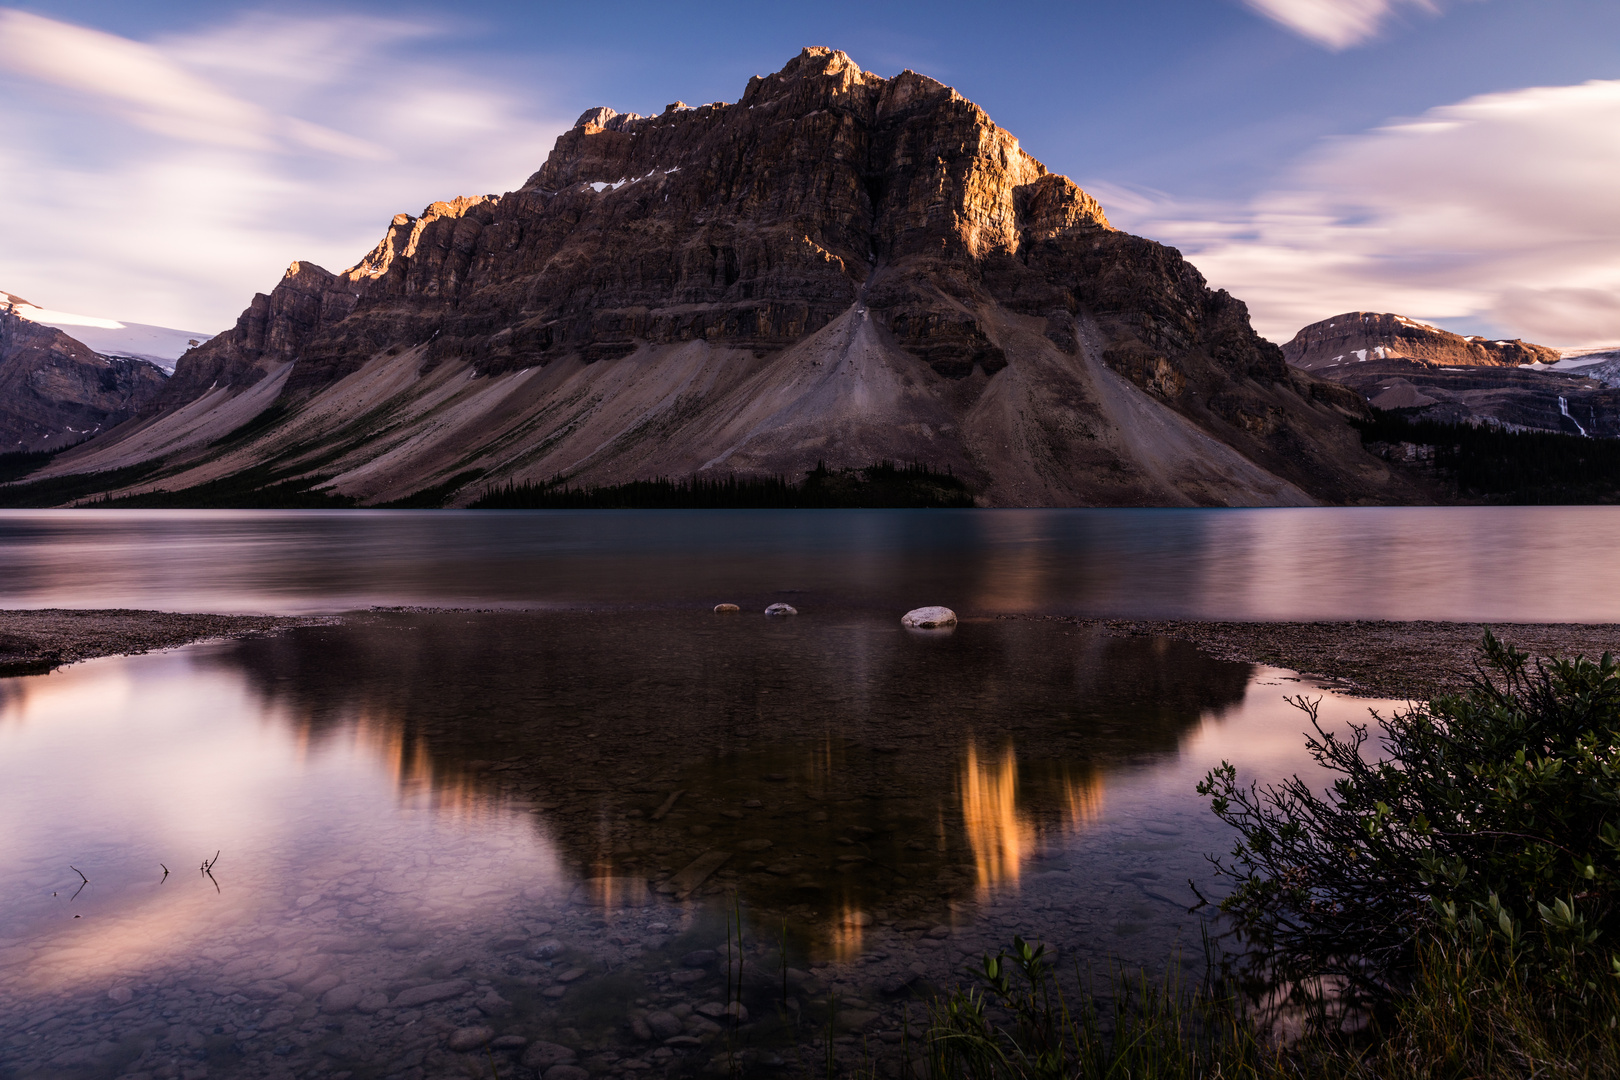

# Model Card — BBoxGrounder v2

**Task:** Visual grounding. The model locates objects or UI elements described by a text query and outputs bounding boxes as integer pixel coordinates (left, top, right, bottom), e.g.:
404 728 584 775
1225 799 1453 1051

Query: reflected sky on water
2 506 1620 620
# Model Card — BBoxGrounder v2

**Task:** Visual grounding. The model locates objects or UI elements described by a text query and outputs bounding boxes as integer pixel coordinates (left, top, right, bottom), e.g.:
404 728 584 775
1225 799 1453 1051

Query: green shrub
925 937 1274 1080
1199 632 1620 993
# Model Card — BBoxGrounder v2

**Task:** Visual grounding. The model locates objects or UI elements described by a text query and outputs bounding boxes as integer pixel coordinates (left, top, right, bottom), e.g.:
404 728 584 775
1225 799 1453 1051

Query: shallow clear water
2 506 1585 1079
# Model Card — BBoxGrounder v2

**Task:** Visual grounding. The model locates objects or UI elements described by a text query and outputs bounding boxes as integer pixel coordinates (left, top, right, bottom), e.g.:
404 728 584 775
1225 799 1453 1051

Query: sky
0 0 1617 347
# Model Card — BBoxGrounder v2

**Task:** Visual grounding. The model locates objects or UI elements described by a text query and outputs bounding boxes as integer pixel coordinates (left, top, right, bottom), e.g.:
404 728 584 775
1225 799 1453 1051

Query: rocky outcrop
157 262 361 403
46 49 1419 507
1284 312 1560 371
0 302 167 452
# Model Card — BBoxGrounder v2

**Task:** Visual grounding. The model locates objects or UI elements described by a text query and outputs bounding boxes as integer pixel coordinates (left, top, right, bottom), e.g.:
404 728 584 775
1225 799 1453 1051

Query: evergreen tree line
1356 409 1620 504
470 461 975 509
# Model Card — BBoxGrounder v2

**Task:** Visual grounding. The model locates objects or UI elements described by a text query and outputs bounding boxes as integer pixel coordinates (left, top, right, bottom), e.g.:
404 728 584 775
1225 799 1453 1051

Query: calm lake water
1 507 1613 1080
4 506 1620 620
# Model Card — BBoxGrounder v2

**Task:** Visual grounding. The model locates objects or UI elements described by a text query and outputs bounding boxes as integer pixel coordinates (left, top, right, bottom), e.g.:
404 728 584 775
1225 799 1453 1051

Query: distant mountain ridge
0 291 210 371
0 300 168 452
24 48 1421 507
1285 310 1620 437
1283 312 1561 371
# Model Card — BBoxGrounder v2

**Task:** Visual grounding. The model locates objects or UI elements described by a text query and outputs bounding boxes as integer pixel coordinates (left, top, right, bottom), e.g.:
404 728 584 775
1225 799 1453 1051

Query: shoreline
5 608 1620 701
0 609 338 676
1056 617 1620 700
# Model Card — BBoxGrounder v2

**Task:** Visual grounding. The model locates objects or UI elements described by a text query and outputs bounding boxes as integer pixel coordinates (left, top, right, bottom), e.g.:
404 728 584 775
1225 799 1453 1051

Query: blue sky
2 0 1618 346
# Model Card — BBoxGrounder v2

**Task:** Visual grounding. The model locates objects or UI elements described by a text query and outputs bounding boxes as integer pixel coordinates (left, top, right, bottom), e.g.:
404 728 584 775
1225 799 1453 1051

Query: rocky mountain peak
46 50 1418 508
1284 311 1559 370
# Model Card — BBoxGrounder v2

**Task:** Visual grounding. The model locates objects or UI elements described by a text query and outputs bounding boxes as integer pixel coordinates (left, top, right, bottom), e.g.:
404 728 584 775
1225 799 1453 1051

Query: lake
2 507 1616 1080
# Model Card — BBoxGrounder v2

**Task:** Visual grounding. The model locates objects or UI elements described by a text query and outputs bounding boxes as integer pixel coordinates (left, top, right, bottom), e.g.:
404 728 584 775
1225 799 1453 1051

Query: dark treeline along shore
470 462 975 510
1357 408 1620 505
0 454 975 509
8 424 1620 508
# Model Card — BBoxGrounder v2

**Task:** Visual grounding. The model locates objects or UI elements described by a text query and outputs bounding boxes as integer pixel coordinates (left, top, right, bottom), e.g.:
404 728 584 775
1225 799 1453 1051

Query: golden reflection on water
959 746 1106 896
303 704 509 819
830 903 867 960
1063 767 1105 833
578 873 651 912
960 744 1034 895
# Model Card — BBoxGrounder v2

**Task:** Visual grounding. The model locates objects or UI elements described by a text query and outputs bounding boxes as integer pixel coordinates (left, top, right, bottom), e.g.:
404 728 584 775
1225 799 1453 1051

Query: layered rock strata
41 48 1419 506
0 302 168 452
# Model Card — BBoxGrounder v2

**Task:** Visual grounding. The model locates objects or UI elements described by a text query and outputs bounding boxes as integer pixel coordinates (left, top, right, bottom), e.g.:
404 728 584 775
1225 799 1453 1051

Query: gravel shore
0 609 338 675
1059 618 1620 700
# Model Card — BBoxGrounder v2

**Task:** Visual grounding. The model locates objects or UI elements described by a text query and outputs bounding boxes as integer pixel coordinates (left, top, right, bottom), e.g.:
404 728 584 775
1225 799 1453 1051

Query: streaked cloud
1099 79 1620 349
0 9 566 331
0 10 383 157
1242 0 1446 49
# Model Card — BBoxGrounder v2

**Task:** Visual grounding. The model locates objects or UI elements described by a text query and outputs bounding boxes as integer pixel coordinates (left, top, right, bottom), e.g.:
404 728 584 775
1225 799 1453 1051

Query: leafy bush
1199 632 1620 993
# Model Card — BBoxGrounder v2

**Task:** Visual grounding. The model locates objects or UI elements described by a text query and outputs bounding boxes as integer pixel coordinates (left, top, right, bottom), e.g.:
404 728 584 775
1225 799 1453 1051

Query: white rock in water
764 603 798 616
902 606 957 628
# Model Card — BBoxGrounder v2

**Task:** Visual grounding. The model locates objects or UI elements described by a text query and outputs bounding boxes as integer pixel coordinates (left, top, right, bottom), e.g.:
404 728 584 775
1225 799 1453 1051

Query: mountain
1284 312 1560 371
0 299 169 452
1284 311 1620 436
29 48 1420 507
0 291 211 371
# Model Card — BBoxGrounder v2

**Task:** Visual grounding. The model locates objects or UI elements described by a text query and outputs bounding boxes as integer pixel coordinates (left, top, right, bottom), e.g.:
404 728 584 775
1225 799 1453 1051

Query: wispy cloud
0 9 566 330
1098 79 1620 349
1241 0 1446 49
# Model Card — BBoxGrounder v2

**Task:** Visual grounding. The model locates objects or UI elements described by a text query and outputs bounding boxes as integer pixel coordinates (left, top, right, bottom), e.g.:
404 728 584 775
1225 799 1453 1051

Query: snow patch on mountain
1 291 211 370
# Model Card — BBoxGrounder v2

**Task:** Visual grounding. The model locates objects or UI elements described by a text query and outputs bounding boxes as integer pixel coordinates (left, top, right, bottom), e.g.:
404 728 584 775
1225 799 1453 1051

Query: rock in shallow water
713 604 740 613
320 984 364 1013
901 606 957 629
447 1025 495 1051
522 1040 578 1069
764 603 797 616
392 979 471 1008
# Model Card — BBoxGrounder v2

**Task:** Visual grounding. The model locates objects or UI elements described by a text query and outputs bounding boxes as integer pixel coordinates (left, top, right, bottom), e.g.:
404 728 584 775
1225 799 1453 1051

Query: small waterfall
1559 396 1589 437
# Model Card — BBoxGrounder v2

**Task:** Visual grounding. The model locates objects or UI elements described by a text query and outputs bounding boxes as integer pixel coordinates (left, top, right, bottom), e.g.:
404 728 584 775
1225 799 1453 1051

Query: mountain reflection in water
210 611 1251 923
1 610 1407 1080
